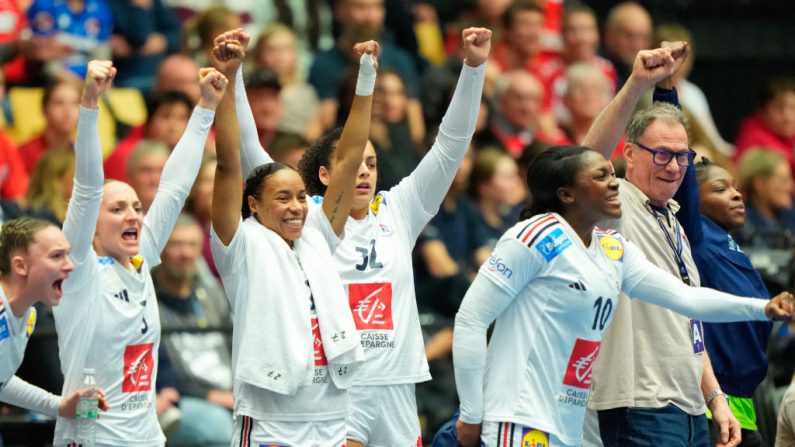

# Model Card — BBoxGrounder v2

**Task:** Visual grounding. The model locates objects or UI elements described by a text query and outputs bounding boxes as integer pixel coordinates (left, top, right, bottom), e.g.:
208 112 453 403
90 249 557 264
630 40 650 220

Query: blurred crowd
0 0 794 445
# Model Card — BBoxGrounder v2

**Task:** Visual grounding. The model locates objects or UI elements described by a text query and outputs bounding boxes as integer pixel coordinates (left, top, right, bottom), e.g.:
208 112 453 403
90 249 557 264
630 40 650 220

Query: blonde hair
26 147 75 223
738 148 788 198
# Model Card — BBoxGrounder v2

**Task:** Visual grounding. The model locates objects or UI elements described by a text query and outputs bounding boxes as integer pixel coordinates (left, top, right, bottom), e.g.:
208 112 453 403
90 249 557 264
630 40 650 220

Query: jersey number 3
355 239 384 271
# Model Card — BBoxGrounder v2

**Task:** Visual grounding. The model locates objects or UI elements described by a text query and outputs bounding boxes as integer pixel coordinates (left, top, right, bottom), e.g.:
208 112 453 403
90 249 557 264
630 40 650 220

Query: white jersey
0 288 36 391
211 217 347 422
307 186 433 385
454 213 769 445
53 106 213 446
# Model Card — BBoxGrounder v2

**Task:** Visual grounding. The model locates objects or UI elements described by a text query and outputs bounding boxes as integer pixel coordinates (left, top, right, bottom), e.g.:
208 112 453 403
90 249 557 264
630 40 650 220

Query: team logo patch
0 316 9 341
562 338 601 389
311 317 328 366
122 343 155 393
521 428 549 447
348 282 393 330
535 228 572 261
598 235 624 261
369 194 385 216
25 309 36 338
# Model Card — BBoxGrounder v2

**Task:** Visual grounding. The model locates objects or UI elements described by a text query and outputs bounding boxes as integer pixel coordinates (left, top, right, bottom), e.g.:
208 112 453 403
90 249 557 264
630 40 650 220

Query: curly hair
298 127 343 196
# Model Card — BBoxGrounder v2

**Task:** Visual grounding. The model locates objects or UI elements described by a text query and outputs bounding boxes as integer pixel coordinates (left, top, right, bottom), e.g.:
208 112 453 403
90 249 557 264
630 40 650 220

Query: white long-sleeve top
453 214 768 445
54 106 214 446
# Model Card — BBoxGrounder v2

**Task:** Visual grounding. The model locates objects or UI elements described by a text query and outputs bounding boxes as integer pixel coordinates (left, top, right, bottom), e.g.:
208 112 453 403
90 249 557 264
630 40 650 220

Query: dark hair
756 77 795 110
520 145 591 220
694 156 715 186
298 127 344 196
562 1 597 31
0 217 56 276
242 162 296 218
145 90 194 123
42 78 80 109
502 0 544 30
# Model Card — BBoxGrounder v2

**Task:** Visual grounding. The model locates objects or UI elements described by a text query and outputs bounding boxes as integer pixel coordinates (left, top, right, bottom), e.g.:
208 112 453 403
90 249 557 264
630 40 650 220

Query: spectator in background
370 69 418 190
267 132 308 169
103 90 193 181
153 54 200 103
27 0 113 79
309 0 424 143
489 0 545 75
601 1 652 88
779 379 795 447
0 0 33 84
245 69 284 151
0 127 28 202
443 0 511 54
250 24 322 141
734 149 795 249
125 139 168 214
106 0 181 93
154 213 234 447
477 70 562 157
25 147 74 224
185 155 216 276
182 6 240 66
537 2 617 123
560 63 612 146
734 78 795 170
655 23 734 158
19 78 81 173
468 148 525 254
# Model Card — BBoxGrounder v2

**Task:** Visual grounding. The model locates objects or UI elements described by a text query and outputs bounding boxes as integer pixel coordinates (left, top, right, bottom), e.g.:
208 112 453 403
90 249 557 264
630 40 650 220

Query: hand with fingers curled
629 41 689 87
353 40 380 96
461 27 492 68
210 40 245 77
82 60 117 108
214 28 250 51
766 291 795 321
197 67 229 110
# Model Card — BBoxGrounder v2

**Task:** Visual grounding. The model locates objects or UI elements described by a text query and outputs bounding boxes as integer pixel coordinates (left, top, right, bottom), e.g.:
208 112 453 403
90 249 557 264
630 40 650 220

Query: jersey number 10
592 296 613 331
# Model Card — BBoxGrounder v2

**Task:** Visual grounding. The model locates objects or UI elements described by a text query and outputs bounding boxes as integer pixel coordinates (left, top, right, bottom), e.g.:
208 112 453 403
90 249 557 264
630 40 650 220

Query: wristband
705 389 728 408
355 53 376 96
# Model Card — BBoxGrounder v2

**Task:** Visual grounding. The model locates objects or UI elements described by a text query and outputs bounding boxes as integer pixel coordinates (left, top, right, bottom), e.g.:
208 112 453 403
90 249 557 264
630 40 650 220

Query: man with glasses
582 42 742 446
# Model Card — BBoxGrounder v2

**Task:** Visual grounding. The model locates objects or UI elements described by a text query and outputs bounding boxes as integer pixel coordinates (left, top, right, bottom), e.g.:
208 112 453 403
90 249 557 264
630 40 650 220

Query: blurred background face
754 163 794 211
480 155 524 205
248 86 283 131
189 161 216 223
762 91 795 139
45 83 80 135
565 71 611 122
148 102 191 148
340 0 385 28
160 223 204 279
499 73 543 129
506 9 544 57
156 57 200 103
128 151 168 212
374 72 408 123
259 30 298 78
476 0 512 22
605 5 652 66
563 11 600 61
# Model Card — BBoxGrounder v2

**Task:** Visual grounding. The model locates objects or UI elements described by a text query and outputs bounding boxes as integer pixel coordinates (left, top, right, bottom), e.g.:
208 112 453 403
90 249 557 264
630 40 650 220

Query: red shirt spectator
0 130 29 200
734 78 795 170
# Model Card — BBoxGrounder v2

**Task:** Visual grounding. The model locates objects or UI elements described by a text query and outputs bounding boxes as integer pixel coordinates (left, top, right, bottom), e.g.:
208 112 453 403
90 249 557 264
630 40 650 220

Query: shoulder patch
516 213 558 248
535 227 572 261
369 193 386 216
597 234 624 261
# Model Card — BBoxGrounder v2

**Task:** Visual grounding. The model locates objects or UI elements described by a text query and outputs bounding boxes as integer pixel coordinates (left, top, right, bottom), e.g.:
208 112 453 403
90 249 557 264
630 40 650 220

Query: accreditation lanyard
649 206 690 286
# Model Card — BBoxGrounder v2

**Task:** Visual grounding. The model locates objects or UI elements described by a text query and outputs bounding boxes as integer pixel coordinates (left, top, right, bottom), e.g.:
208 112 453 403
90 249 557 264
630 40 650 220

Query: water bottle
75 368 98 446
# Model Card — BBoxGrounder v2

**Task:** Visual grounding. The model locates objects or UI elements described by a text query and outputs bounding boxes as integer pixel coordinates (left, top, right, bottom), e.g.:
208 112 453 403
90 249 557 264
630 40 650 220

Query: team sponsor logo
487 254 513 278
562 338 601 389
130 255 145 273
598 235 624 261
377 224 394 237
568 280 587 292
348 282 393 330
98 256 115 265
535 228 572 262
521 428 549 447
369 194 386 216
122 343 155 393
311 317 328 366
727 235 744 253
0 316 8 341
114 289 130 302
25 309 36 338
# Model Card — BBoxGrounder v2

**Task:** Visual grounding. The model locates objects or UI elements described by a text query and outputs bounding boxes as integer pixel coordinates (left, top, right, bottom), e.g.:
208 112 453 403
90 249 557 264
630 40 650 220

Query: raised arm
210 41 245 245
321 41 378 235
142 68 226 257
583 42 689 158
62 60 114 263
214 28 273 176
399 28 489 219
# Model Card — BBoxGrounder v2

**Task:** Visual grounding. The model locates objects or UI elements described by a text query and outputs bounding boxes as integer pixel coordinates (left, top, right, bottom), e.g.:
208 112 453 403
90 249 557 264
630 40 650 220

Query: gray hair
625 102 689 144
126 139 170 176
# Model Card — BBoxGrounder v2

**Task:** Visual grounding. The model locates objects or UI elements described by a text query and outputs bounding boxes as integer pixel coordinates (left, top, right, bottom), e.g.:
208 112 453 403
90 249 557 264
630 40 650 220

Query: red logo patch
122 343 154 392
311 317 328 366
562 338 601 389
348 282 393 330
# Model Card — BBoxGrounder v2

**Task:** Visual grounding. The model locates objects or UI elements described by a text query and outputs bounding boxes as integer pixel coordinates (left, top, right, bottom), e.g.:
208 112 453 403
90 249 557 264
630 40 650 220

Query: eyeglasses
633 142 696 167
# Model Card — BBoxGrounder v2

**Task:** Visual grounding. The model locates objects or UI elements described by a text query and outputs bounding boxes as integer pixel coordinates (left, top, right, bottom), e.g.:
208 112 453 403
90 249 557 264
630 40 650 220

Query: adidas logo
568 280 587 292
114 289 130 303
